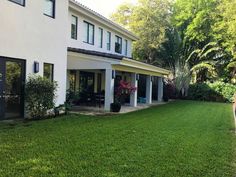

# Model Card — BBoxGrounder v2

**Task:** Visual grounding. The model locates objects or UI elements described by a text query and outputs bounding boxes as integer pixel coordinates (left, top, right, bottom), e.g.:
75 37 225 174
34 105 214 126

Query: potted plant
110 80 137 112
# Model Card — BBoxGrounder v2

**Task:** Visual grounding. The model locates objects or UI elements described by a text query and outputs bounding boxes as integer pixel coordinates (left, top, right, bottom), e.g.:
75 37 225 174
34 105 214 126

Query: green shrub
188 81 236 102
25 75 58 119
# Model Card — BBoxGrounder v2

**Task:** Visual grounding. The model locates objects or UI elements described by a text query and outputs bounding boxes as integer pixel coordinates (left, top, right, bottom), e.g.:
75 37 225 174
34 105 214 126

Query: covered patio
67 48 170 112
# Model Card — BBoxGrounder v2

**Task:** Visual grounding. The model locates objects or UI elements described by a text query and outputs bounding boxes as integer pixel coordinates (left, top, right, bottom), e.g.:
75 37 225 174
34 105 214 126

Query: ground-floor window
43 63 54 82
69 70 76 92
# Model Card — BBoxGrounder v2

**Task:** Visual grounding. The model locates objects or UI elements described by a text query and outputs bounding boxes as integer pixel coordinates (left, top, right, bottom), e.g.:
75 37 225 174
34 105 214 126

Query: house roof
69 0 139 41
68 47 129 60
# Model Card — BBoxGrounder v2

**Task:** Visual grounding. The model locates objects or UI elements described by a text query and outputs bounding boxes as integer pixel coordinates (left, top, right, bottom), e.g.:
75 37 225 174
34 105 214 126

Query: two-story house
0 0 170 119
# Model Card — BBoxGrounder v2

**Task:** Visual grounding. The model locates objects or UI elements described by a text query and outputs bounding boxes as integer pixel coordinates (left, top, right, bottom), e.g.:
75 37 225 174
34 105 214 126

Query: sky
76 0 138 18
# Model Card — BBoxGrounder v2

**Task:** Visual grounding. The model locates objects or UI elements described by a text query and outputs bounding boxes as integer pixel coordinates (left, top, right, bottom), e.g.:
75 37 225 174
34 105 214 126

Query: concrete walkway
71 101 168 116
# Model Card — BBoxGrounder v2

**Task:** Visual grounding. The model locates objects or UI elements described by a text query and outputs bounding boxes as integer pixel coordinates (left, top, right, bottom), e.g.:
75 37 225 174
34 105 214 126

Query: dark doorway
138 74 146 98
0 57 26 119
152 76 158 100
97 73 102 93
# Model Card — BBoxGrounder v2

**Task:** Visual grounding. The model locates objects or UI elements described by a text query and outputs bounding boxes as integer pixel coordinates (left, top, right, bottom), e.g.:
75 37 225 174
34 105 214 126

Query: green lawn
0 101 235 177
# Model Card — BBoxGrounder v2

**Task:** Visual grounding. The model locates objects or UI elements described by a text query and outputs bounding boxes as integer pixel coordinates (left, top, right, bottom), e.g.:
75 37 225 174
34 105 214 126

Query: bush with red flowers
111 80 137 112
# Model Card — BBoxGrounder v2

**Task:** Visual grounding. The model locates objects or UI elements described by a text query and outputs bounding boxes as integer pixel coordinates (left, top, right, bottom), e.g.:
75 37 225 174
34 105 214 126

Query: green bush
25 75 58 119
188 81 236 102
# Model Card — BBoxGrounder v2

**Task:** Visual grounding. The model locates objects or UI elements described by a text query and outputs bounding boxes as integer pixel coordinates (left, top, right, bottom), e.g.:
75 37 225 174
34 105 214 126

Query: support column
130 73 138 107
158 77 163 102
104 69 114 111
146 75 152 104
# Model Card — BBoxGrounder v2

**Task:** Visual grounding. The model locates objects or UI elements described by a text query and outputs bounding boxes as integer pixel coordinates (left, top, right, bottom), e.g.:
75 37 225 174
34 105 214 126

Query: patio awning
112 58 170 77
68 48 171 76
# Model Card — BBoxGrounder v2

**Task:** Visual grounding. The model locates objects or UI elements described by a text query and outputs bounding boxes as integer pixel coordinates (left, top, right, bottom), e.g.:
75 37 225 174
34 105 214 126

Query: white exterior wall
68 9 133 58
0 0 68 105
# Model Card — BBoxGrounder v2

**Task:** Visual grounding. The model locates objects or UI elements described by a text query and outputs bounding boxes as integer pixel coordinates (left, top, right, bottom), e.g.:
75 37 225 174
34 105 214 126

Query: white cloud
76 0 137 18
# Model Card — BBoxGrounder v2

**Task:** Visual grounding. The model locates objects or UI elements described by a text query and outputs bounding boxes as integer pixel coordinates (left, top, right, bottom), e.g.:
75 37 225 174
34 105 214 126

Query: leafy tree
173 0 219 46
111 0 235 84
111 0 173 64
213 0 236 83
213 0 236 58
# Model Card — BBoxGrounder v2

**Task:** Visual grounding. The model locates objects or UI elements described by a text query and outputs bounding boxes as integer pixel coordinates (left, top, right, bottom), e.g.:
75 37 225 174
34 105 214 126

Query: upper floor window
84 21 94 45
115 35 122 54
71 15 78 40
44 0 55 18
124 39 128 56
44 63 54 82
107 31 111 51
9 0 25 6
98 28 103 48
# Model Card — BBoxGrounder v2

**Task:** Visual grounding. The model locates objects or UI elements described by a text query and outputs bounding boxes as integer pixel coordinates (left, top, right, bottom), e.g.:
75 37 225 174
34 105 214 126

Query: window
124 39 128 56
107 31 111 51
98 28 103 48
71 15 78 39
43 63 54 82
8 0 25 6
44 0 55 18
69 70 76 92
115 35 122 54
83 21 94 45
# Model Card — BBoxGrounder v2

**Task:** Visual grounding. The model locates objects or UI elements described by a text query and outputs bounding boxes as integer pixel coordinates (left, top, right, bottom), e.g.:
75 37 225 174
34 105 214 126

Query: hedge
188 81 236 103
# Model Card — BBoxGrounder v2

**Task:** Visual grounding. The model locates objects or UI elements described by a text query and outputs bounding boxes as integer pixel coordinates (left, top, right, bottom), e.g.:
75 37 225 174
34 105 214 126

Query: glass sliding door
79 71 95 93
0 57 25 119
79 71 95 103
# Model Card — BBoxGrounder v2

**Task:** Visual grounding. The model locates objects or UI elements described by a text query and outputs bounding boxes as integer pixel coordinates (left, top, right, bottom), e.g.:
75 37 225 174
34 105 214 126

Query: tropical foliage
112 0 236 96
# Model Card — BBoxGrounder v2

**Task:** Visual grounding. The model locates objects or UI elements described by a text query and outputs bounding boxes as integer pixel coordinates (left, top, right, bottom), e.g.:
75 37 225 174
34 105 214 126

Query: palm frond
186 49 201 62
199 47 221 60
191 62 217 77
200 42 217 55
227 61 236 69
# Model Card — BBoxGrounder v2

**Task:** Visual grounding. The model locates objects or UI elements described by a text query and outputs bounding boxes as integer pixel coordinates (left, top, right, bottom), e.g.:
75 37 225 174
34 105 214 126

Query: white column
146 75 152 104
130 73 138 107
104 69 114 111
158 77 163 102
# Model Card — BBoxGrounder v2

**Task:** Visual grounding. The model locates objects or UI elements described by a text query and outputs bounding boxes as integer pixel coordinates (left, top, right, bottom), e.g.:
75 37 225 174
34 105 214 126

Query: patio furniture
95 91 105 108
138 97 146 103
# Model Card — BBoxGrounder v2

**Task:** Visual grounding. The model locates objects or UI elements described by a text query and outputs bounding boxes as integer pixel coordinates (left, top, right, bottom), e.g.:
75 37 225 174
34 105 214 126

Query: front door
0 57 25 119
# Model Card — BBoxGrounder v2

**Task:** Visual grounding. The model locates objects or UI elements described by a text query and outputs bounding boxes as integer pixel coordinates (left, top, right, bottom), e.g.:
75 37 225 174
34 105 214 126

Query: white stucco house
0 0 170 119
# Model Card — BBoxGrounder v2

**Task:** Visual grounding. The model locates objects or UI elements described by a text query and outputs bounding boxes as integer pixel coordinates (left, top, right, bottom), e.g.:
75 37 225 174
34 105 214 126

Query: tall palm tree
187 42 221 83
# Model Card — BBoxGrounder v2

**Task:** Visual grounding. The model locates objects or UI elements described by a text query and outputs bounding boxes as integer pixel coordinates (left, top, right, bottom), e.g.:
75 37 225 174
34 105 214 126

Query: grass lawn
0 101 235 177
